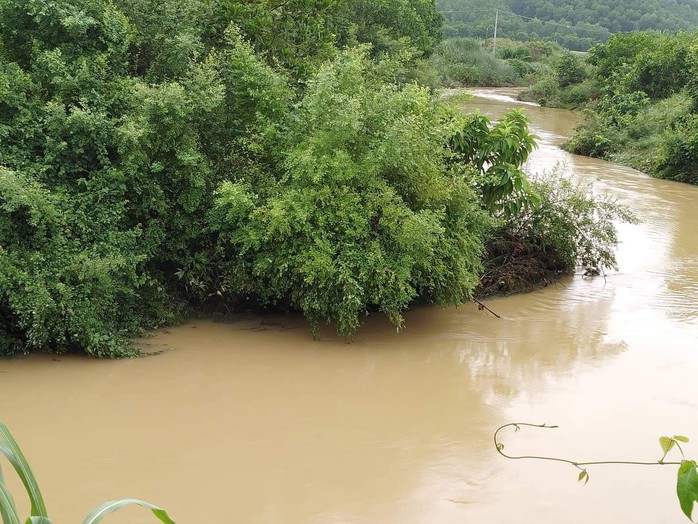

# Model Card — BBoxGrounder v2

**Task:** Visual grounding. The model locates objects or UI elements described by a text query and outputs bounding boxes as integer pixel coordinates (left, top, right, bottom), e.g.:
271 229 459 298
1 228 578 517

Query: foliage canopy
0 0 627 355
564 31 698 185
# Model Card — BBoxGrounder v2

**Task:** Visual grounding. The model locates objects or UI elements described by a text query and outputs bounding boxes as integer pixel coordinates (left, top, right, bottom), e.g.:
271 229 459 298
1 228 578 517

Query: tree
209 48 489 337
555 51 586 87
335 0 444 57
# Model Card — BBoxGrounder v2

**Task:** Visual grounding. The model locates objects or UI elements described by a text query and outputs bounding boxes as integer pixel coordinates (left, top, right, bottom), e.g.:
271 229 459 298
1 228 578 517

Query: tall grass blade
25 517 52 524
0 422 48 517
0 478 21 524
82 499 176 524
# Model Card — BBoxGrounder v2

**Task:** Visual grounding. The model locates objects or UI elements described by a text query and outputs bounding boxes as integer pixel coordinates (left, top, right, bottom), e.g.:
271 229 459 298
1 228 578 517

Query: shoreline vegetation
0 0 633 357
437 31 698 187
431 37 595 108
561 32 698 186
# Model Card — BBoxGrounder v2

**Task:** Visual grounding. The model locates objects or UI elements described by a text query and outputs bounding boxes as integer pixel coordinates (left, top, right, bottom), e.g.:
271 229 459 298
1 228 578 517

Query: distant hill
438 0 698 50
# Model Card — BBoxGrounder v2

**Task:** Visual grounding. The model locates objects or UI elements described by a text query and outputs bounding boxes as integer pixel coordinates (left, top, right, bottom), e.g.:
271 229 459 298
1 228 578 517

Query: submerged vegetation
478 169 636 296
0 0 630 356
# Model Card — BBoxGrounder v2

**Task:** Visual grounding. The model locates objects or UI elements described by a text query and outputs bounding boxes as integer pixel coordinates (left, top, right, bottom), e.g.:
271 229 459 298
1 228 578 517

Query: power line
440 8 575 29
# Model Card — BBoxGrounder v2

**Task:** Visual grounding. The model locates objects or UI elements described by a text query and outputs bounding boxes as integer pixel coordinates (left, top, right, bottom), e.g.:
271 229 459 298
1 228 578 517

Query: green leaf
0 478 20 524
82 499 176 524
660 436 676 458
677 460 698 520
26 517 53 524
675 436 690 443
0 422 48 517
578 470 589 485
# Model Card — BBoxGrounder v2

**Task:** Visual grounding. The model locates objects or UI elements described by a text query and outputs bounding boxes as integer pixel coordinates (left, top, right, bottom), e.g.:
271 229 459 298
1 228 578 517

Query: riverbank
3 89 698 520
548 32 698 186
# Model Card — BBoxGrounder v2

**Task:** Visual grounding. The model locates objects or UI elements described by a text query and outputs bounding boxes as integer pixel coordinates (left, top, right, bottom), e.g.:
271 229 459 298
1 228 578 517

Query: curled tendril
493 422 682 471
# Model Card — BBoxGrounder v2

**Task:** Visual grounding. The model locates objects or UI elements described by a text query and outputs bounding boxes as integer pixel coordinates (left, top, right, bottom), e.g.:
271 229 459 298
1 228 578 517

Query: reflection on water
1 89 697 524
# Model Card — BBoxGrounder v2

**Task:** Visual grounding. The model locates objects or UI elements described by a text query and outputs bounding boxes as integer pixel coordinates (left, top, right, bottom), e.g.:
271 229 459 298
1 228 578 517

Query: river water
1 90 698 524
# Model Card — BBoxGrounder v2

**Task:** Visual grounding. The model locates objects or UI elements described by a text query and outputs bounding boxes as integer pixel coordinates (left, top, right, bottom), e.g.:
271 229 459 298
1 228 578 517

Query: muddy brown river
2 90 698 523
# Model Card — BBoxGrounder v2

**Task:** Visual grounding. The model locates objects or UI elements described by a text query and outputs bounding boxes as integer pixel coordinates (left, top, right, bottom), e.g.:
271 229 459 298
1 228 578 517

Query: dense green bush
518 50 597 108
507 58 535 77
563 30 698 183
334 0 444 58
0 167 149 357
0 0 474 353
562 79 601 106
0 0 628 355
563 110 615 157
589 32 695 101
479 169 636 295
0 0 297 355
0 0 298 355
565 89 698 177
655 114 698 184
555 52 587 87
210 48 491 337
625 93 692 140
520 76 559 105
497 42 533 61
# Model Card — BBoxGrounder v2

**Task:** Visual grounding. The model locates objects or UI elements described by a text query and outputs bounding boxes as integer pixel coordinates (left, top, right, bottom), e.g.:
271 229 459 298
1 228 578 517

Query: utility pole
493 10 499 55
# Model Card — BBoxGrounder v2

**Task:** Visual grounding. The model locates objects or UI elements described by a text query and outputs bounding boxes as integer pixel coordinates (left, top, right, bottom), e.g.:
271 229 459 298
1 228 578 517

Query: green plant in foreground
494 422 698 521
0 421 175 524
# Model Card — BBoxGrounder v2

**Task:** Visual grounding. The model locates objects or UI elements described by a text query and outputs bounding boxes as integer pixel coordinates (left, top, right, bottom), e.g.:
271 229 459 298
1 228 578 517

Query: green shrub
596 91 651 126
0 0 294 355
625 92 692 140
0 0 632 353
0 168 149 357
497 43 533 61
559 78 601 107
445 62 483 85
449 110 540 217
567 90 693 176
210 48 492 338
520 75 559 105
479 169 637 295
655 114 698 184
431 38 521 87
563 110 616 158
555 51 587 87
507 58 535 78
524 170 636 271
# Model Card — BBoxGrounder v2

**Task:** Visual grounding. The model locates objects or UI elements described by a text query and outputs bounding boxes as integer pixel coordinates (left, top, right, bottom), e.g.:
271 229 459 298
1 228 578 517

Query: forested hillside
438 0 698 50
